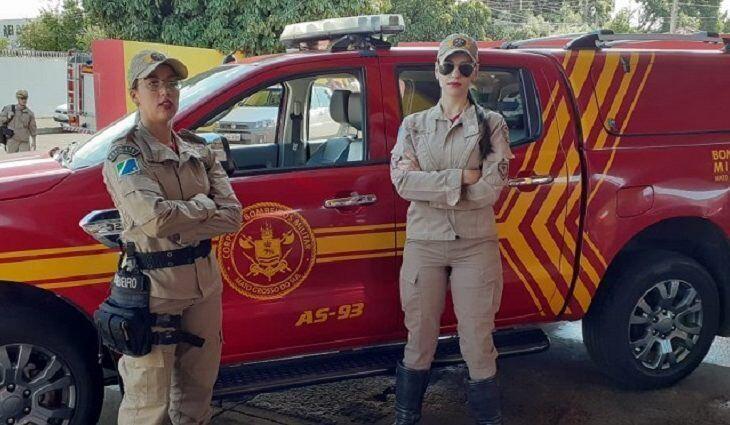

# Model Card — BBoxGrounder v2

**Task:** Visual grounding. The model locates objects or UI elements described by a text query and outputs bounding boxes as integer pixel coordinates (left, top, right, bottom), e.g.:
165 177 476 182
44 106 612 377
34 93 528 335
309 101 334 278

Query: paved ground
98 322 730 425
0 119 92 158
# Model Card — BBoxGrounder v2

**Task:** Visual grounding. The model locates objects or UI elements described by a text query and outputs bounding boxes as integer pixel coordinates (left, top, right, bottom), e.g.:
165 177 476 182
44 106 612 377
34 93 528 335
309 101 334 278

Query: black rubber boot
394 362 430 425
467 375 503 425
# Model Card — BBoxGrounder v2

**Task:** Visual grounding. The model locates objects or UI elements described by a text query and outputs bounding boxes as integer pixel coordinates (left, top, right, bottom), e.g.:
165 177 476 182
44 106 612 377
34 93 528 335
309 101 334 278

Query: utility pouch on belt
94 242 205 357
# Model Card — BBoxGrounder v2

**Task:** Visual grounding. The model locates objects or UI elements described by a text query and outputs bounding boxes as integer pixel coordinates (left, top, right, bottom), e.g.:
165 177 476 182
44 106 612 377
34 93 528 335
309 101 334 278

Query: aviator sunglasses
438 61 476 77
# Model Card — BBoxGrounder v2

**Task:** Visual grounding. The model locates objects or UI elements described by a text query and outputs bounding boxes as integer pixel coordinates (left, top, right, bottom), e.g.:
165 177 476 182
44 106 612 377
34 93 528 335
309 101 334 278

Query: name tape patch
107 145 141 161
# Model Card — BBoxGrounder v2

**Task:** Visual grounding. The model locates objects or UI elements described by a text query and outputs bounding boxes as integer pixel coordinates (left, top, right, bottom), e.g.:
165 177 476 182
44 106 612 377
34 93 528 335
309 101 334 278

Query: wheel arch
0 281 116 370
589 217 730 336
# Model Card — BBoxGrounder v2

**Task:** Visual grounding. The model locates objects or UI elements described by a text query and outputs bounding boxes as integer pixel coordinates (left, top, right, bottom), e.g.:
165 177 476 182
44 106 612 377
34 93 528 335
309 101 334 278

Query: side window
398 68 533 144
306 77 361 143
211 84 282 145
193 71 366 174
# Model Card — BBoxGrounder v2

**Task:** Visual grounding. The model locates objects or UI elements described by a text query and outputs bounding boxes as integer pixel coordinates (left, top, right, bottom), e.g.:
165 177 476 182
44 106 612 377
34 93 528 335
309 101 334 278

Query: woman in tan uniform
102 50 242 424
390 34 513 425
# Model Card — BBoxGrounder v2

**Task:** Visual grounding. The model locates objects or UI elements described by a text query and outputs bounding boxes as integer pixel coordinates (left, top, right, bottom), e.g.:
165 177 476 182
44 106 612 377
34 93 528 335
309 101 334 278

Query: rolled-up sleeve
464 114 514 205
390 122 462 206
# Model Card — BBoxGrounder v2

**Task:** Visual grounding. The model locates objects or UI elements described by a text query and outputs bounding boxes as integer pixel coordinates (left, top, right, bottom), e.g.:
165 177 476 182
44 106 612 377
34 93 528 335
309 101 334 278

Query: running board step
213 327 549 399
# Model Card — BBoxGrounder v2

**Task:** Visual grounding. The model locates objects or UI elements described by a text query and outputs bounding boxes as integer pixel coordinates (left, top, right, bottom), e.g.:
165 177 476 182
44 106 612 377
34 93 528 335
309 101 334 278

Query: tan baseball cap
437 33 479 64
16 89 28 99
127 50 188 88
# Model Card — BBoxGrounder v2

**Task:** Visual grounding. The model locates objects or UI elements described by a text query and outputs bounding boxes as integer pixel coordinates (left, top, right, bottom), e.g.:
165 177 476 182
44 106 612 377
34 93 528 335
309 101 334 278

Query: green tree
635 0 723 32
18 0 87 51
389 0 492 42
0 38 8 50
605 7 638 33
83 0 391 55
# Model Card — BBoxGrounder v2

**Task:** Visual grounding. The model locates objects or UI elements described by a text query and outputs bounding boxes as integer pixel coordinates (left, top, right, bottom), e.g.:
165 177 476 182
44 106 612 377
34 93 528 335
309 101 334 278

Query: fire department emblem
217 202 316 300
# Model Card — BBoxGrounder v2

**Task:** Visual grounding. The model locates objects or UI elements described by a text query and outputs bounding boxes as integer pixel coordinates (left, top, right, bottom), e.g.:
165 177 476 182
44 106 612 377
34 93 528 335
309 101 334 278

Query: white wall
0 52 66 117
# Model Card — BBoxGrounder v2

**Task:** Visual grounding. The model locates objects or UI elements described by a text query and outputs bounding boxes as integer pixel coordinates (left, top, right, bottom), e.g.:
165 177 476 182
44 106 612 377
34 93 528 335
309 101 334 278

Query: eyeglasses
438 61 476 77
17 97 27 100
140 78 182 92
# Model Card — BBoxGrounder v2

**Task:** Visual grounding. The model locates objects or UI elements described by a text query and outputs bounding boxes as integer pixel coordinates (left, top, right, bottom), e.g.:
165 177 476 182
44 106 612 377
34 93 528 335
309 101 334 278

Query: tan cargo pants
400 237 503 380
117 289 222 425
6 139 29 153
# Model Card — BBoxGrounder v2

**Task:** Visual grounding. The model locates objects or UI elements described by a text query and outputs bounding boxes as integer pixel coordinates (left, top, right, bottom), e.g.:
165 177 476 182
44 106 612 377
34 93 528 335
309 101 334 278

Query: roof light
280 14 405 51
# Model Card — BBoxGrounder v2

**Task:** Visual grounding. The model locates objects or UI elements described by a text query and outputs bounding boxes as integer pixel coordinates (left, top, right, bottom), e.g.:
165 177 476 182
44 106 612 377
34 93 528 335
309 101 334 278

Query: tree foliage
83 0 391 55
635 0 723 33
390 0 492 42
17 0 105 51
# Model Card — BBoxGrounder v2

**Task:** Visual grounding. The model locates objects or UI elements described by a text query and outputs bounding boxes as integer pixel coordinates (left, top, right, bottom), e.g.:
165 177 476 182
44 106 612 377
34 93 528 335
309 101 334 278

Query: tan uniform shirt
102 123 243 299
0 105 37 142
391 102 513 241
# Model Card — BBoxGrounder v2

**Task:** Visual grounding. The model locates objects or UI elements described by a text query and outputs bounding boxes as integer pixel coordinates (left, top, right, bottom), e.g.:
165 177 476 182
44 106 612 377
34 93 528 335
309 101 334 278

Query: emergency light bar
280 14 405 51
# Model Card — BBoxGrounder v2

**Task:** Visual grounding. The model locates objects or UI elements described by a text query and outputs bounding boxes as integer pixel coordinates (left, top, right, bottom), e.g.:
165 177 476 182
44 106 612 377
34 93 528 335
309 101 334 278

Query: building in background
0 19 30 49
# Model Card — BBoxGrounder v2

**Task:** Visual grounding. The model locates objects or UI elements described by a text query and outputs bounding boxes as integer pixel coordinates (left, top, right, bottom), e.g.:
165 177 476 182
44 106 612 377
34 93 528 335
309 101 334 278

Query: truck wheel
582 250 720 389
0 310 103 424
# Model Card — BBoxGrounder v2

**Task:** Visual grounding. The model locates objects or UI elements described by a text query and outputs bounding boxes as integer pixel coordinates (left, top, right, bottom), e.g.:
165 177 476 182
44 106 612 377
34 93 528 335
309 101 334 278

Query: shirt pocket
412 130 437 171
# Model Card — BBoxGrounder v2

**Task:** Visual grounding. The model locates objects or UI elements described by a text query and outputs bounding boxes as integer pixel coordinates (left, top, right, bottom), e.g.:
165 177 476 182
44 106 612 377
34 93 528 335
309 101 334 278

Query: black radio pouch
94 242 205 357
94 243 155 356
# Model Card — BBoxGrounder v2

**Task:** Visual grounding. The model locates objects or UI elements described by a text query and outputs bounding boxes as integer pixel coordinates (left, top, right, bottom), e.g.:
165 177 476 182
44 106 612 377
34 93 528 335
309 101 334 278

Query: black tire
0 308 104 424
582 250 720 389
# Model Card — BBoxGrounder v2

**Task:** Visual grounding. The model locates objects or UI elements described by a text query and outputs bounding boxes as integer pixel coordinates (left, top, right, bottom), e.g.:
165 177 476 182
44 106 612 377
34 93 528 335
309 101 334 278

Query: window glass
398 68 528 144
192 72 366 173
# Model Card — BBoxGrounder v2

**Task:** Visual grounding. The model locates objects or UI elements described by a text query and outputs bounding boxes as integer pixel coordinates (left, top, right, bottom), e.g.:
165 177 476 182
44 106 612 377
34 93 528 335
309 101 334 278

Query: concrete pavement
99 322 730 425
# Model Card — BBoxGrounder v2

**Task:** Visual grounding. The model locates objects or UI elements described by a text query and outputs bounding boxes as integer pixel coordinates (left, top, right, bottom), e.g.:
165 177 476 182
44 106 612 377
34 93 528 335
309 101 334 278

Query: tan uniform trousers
118 289 222 425
400 237 503 380
6 139 29 153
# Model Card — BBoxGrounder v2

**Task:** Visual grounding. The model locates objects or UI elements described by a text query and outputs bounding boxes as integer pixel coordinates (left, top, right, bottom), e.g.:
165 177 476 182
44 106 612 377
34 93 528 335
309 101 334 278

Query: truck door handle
324 193 378 208
508 175 554 187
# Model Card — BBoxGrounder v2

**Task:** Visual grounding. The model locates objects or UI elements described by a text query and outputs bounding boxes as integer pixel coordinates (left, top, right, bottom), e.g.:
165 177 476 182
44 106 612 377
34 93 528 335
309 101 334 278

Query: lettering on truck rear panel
712 149 729 182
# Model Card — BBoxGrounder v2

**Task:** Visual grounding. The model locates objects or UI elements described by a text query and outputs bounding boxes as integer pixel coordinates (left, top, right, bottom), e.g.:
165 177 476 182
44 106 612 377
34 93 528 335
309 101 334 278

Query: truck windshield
68 65 252 170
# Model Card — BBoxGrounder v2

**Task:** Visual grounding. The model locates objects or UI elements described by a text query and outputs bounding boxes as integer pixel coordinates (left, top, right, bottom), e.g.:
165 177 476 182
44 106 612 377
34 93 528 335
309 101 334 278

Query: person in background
0 89 37 153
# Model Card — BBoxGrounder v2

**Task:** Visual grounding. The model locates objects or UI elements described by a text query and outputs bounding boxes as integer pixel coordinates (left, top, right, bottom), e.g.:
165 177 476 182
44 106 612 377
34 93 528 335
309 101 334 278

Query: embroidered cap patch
116 158 140 176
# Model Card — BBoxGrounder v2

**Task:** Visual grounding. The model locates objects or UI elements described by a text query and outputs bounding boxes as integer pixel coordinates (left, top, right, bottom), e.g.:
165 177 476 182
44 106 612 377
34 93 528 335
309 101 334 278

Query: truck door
379 51 580 329
188 56 400 364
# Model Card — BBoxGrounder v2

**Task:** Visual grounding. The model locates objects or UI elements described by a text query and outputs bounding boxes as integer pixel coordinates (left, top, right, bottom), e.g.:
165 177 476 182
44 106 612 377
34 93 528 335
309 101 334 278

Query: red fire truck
0 16 728 424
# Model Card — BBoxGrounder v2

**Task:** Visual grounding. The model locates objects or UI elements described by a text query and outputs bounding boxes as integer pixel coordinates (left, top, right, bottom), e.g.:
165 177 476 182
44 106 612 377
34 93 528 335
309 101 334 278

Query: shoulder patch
107 145 141 162
116 158 140 176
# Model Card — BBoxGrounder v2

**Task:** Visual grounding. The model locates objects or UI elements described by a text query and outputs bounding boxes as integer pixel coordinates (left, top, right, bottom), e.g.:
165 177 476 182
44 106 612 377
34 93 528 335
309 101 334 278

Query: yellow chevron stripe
572 275 592 312
0 252 118 283
591 53 639 152
38 277 110 290
316 251 396 264
569 51 595 113
530 97 571 280
500 245 545 316
0 244 109 260
313 223 397 235
498 83 561 221
582 53 620 148
316 231 395 256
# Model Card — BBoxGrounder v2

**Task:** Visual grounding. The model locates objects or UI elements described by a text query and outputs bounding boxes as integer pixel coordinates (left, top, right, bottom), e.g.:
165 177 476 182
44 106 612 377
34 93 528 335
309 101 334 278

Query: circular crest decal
218 202 316 300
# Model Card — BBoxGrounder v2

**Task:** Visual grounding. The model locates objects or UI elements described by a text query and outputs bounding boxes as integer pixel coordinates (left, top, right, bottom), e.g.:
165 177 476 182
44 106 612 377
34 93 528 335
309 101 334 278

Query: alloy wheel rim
0 344 76 424
628 279 703 371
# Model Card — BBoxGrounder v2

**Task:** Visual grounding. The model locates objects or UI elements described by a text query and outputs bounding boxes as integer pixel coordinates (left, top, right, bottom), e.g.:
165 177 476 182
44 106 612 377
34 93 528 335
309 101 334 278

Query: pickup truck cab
0 17 728 425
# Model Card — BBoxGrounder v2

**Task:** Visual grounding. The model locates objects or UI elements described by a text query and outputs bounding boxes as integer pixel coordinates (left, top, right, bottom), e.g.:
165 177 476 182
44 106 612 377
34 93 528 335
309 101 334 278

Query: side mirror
198 132 235 175
79 209 121 248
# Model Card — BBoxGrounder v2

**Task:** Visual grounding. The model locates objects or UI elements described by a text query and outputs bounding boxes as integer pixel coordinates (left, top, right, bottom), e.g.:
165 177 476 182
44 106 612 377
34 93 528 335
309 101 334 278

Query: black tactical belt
136 239 212 270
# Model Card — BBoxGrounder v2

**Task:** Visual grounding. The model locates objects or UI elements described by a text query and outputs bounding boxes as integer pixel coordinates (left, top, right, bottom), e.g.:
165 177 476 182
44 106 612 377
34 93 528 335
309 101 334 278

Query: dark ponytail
468 91 492 159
